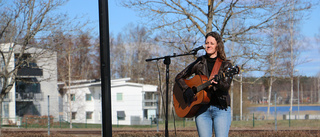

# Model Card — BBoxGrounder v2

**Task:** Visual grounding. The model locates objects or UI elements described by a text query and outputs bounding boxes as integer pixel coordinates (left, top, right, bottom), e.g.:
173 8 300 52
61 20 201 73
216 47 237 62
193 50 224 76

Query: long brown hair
205 31 226 60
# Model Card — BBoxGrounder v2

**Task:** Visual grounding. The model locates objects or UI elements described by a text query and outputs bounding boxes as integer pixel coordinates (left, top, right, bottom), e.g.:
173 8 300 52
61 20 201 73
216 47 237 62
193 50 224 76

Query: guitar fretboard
195 73 225 92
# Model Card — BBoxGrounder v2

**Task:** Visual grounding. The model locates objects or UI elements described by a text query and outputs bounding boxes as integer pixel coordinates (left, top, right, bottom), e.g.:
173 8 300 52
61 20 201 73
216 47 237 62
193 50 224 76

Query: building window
86 112 93 119
143 109 148 119
14 53 38 68
69 94 75 101
116 93 123 101
3 103 9 118
144 92 156 100
117 111 126 120
72 112 76 120
15 78 40 93
145 102 156 107
86 94 92 101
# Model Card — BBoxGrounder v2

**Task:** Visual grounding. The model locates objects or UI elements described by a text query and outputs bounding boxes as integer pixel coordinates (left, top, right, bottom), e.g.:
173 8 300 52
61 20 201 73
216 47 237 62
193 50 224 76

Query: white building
0 43 59 123
58 78 158 125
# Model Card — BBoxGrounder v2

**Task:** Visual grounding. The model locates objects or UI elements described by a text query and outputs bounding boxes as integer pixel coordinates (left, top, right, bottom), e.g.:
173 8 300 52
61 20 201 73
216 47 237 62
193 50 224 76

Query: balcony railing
143 99 157 109
15 92 43 101
17 67 43 77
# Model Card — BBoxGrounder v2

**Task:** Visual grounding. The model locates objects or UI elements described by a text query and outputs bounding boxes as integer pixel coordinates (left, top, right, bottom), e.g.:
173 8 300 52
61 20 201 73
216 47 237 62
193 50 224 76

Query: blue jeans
195 105 231 137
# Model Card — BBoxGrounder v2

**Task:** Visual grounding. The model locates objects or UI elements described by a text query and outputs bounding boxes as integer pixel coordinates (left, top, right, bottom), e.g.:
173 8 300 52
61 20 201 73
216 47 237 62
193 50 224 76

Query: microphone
190 45 205 53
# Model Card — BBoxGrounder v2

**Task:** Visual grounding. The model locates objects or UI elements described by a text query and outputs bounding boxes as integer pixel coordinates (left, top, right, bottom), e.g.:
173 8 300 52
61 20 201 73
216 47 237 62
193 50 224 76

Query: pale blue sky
59 0 320 76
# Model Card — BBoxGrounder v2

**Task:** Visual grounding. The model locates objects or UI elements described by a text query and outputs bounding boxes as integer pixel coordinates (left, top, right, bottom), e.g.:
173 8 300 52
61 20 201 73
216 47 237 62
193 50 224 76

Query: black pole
164 57 170 137
99 0 112 137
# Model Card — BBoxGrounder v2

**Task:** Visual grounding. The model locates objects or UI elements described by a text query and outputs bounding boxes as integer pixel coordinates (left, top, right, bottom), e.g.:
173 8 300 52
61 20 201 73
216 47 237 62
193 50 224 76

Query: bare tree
110 25 162 84
264 16 292 117
50 31 98 128
118 0 316 120
0 0 91 132
315 28 320 103
53 32 97 81
110 24 181 117
0 0 67 92
284 0 311 114
119 0 313 44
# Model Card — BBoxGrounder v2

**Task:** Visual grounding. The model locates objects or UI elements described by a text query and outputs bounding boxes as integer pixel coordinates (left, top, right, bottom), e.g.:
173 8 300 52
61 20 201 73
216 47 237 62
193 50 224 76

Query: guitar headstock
225 65 240 77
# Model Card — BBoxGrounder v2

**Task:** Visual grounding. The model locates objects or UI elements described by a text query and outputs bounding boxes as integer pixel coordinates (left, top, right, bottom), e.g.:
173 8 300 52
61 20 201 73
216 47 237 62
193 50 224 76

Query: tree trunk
68 50 73 129
206 0 214 33
230 32 235 120
230 80 234 121
318 77 320 103
268 19 277 118
289 1 294 114
0 99 2 136
240 71 243 121
267 77 272 118
301 85 304 103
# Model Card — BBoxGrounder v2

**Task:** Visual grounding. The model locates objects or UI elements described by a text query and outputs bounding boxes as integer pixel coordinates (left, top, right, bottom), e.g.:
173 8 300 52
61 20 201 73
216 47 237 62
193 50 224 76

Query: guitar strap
209 57 222 80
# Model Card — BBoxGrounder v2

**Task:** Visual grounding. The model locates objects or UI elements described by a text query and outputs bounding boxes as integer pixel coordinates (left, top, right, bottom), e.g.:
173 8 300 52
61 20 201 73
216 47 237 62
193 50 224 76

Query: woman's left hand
211 76 218 84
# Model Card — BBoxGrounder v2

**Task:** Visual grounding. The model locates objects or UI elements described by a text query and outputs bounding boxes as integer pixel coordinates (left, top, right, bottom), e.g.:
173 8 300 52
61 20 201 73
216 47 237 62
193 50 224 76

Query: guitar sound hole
191 87 197 94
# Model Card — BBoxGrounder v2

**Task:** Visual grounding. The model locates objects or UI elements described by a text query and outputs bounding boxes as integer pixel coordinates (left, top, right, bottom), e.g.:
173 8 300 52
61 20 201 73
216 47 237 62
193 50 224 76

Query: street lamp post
297 72 300 118
295 69 300 118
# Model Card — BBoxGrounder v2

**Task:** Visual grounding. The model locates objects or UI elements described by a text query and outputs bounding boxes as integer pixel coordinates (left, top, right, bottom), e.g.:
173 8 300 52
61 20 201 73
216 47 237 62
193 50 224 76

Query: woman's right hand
183 88 195 104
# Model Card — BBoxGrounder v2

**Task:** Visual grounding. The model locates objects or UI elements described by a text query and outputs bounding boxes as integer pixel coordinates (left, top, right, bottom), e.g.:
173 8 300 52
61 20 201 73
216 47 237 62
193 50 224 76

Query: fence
233 113 320 121
1 112 319 130
0 116 101 129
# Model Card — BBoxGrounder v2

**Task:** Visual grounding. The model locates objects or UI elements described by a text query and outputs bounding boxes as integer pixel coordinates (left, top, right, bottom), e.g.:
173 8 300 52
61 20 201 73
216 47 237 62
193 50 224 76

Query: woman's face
205 36 218 58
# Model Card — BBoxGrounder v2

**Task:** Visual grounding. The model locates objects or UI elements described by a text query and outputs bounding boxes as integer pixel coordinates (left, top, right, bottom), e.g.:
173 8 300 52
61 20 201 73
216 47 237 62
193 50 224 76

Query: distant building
0 43 59 124
58 78 158 125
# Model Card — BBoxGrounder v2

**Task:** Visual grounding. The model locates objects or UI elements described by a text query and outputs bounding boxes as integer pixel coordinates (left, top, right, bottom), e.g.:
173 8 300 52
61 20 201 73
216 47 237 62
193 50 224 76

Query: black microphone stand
146 50 198 137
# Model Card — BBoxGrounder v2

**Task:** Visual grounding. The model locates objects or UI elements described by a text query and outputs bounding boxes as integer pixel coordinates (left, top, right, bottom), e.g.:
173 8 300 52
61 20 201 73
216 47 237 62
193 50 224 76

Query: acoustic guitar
173 66 240 118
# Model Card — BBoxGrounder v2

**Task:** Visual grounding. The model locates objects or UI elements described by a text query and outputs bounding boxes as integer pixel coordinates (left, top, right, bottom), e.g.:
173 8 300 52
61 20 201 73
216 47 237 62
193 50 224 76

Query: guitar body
173 75 211 118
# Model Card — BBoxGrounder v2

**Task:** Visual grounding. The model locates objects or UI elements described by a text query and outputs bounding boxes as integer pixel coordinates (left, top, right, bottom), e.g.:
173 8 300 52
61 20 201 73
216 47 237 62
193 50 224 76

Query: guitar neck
196 73 225 92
